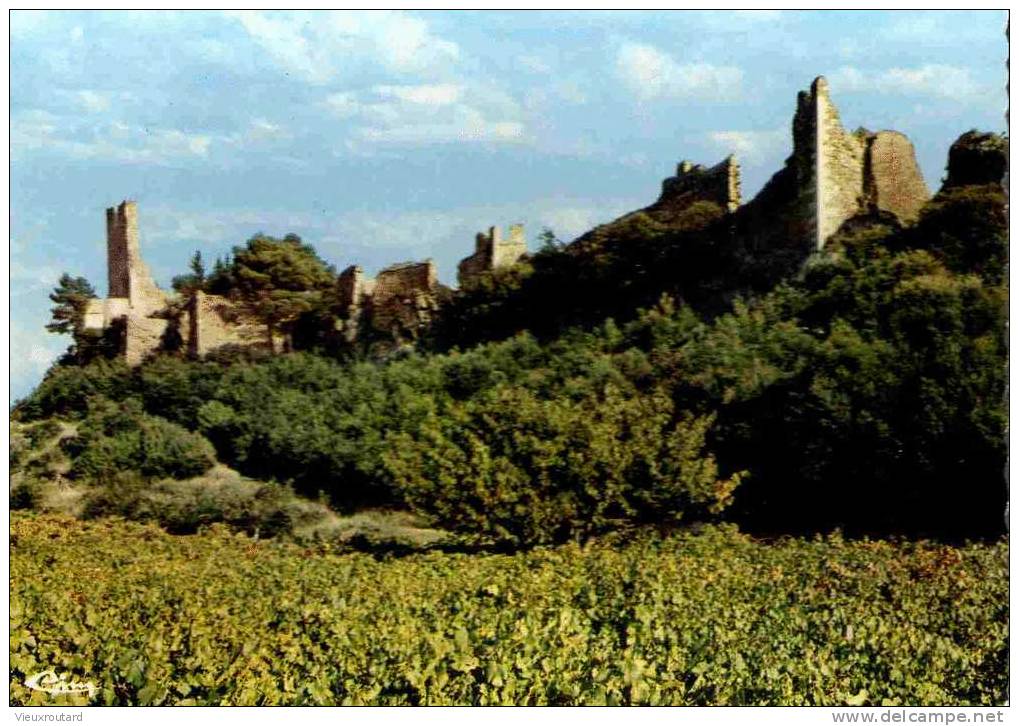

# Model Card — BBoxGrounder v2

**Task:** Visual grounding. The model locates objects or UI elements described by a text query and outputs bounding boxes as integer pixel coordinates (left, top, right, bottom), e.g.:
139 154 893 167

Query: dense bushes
64 399 216 481
11 162 1006 542
386 384 739 545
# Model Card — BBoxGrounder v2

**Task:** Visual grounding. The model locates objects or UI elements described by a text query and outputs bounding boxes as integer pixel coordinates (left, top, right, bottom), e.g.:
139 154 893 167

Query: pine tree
46 273 96 337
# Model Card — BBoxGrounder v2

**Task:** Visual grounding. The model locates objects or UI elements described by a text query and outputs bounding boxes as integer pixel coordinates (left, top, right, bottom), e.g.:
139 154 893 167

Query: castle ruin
457 224 529 287
737 76 929 254
83 202 172 366
575 76 929 259
82 76 931 365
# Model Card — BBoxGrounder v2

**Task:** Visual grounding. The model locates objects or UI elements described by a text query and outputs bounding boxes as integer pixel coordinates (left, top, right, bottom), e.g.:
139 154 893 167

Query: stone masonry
457 224 528 287
83 201 171 365
657 156 741 216
369 260 442 338
795 76 929 249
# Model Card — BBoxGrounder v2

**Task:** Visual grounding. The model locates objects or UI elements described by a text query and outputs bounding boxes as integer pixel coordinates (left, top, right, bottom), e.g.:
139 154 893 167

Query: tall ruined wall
739 76 928 259
106 204 132 298
493 224 528 268
813 77 867 247
106 201 167 315
103 201 171 365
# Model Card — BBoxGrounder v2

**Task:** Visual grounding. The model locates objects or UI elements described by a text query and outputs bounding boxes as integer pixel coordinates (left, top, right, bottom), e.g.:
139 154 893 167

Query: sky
9 9 1009 403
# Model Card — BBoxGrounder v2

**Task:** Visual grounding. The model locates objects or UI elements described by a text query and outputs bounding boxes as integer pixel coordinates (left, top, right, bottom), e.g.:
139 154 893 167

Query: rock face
457 224 528 287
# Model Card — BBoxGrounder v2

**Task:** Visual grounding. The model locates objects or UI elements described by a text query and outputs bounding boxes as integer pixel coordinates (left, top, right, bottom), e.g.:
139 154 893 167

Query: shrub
65 399 216 482
385 383 740 546
80 469 328 537
13 359 134 421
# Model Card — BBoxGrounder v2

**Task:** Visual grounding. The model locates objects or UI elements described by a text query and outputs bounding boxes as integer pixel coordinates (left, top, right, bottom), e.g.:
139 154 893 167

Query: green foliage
13 359 135 421
436 204 733 349
80 469 327 537
9 513 1008 706
386 384 739 545
46 273 95 337
900 184 1007 284
171 250 206 295
64 399 216 482
214 233 337 345
14 133 1007 541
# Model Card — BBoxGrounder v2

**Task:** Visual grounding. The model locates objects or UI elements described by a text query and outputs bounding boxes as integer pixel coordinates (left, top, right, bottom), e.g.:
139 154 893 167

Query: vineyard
9 513 1008 706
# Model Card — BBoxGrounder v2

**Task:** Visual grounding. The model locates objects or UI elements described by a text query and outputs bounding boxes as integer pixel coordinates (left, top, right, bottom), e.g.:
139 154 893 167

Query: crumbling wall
457 224 528 287
336 265 376 342
657 155 741 215
106 201 167 315
100 201 172 364
737 76 927 260
370 260 440 337
814 78 867 247
865 131 930 223
188 291 275 357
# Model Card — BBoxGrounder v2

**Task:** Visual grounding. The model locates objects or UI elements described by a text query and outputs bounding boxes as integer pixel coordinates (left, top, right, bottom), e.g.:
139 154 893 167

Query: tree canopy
217 234 336 347
47 273 96 337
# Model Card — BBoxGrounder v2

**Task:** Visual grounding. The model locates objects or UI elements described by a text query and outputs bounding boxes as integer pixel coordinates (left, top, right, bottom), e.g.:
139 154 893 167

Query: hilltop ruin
83 76 932 365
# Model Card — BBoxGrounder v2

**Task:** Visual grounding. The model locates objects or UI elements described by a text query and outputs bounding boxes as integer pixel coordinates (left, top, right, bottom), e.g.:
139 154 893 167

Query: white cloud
228 10 460 84
326 85 526 149
829 64 980 100
705 129 787 164
10 321 67 404
10 112 213 166
519 55 552 74
375 84 462 106
615 43 742 102
75 90 111 113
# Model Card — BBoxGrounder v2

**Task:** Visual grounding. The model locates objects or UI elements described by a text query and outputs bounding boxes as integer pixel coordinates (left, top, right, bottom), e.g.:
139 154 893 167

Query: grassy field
9 512 1007 706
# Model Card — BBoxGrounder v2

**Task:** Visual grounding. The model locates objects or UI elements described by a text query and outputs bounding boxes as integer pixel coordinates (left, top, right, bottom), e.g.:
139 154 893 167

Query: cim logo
24 670 97 698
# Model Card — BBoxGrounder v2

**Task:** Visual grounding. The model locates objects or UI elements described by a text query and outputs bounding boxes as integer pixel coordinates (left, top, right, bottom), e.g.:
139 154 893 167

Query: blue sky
10 9 1008 402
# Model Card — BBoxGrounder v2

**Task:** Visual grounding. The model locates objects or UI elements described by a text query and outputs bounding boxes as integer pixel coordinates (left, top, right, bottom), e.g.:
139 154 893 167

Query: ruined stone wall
106 205 131 298
370 260 439 337
106 201 167 316
866 131 929 224
188 291 275 357
658 155 741 214
337 265 375 309
100 201 172 364
814 77 867 247
739 76 927 260
457 224 528 287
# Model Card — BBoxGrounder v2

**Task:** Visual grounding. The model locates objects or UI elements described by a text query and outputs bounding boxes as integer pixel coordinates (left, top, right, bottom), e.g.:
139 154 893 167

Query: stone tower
104 200 166 312
84 201 171 364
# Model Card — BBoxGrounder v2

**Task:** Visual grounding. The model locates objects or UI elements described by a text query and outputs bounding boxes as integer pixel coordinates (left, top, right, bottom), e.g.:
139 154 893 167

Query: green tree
226 234 336 350
46 273 96 337
171 250 207 295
